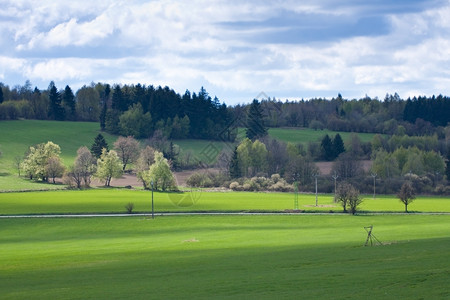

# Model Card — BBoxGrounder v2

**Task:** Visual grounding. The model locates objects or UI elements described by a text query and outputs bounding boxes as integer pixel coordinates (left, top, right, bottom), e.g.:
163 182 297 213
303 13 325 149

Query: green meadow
0 215 449 299
0 189 449 215
268 127 378 144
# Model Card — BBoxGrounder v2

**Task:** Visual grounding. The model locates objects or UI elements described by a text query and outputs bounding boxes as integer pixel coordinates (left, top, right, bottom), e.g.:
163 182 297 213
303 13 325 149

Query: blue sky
1 0 449 104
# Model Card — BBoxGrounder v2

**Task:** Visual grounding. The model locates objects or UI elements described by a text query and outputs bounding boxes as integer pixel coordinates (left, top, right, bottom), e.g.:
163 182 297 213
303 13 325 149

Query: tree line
0 81 235 141
231 93 450 136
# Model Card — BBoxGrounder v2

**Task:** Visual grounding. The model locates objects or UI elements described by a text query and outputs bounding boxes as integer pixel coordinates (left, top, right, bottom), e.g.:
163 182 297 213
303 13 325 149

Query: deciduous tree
45 156 65 183
143 151 176 191
95 149 123 187
113 136 140 171
21 141 62 182
136 146 156 189
397 182 415 213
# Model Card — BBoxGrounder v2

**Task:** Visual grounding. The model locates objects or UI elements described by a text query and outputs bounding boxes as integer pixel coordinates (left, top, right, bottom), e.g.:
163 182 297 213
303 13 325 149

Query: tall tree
320 134 334 161
21 141 62 182
95 149 123 187
136 146 156 189
67 146 96 188
246 99 267 140
143 151 176 191
332 133 345 159
48 81 65 120
397 182 416 213
91 134 109 158
62 85 76 120
45 156 65 183
113 136 140 171
229 146 241 179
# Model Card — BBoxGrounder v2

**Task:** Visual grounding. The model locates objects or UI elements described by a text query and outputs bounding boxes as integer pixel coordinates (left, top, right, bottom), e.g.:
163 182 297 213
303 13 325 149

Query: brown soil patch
316 160 372 175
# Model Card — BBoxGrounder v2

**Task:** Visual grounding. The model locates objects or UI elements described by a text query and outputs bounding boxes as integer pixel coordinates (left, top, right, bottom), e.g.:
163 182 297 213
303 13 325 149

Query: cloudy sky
1 0 449 104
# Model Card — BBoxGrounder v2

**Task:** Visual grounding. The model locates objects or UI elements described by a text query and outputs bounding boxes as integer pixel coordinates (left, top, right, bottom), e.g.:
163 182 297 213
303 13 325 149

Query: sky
1 0 450 105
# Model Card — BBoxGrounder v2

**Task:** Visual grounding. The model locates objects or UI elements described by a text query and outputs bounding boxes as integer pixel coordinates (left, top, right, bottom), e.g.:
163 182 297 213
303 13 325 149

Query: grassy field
0 120 118 191
268 127 378 144
0 215 449 299
0 120 117 171
0 189 449 215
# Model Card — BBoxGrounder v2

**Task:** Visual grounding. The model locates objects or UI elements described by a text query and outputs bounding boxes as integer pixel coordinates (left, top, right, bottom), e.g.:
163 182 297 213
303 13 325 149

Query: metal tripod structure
364 225 382 246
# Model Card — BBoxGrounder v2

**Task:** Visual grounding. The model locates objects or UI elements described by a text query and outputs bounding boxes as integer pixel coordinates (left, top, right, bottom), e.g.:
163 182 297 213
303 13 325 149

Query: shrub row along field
0 189 449 215
0 215 448 299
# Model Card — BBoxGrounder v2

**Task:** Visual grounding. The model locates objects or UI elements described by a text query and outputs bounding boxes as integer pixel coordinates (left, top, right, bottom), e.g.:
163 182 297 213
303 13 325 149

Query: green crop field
0 189 449 215
268 127 378 144
0 215 449 299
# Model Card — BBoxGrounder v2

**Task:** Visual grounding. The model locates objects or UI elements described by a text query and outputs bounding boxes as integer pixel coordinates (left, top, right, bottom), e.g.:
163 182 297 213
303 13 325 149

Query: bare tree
397 181 416 213
136 146 155 189
69 146 96 188
114 136 140 171
45 156 65 183
337 182 363 214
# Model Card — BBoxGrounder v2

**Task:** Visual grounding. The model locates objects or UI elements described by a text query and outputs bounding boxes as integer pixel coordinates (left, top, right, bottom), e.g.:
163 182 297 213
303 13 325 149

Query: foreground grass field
0 215 449 299
0 189 449 215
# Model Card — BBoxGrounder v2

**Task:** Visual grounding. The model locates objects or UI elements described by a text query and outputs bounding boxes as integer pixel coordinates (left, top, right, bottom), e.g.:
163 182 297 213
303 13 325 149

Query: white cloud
1 0 450 103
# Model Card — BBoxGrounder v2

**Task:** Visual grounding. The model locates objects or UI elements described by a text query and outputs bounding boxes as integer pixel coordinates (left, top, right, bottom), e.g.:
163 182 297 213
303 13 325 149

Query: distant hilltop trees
1 81 450 139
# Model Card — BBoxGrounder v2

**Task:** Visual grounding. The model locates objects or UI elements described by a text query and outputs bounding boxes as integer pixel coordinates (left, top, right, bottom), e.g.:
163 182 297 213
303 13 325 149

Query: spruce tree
91 134 109 158
320 134 334 161
229 147 241 179
246 99 267 140
48 81 65 120
332 133 345 159
62 85 76 120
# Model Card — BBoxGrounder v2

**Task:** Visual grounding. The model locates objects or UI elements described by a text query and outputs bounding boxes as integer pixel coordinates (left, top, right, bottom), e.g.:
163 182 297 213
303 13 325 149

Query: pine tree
229 147 241 179
332 133 345 159
62 85 76 120
91 134 109 158
320 134 334 161
48 81 65 120
246 99 267 140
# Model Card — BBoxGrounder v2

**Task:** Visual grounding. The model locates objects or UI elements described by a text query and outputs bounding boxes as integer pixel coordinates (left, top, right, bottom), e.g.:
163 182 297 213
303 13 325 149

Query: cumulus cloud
1 0 450 103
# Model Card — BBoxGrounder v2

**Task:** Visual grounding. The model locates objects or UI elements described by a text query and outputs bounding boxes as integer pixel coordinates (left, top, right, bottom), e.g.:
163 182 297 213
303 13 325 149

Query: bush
125 202 134 214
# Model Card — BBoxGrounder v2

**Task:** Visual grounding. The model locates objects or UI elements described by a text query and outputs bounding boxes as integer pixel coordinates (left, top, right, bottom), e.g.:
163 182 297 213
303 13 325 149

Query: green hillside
268 127 378 144
0 120 116 171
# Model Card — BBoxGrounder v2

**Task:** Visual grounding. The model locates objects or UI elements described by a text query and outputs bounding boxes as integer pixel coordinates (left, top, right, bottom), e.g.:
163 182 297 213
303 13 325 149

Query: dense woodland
1 80 450 194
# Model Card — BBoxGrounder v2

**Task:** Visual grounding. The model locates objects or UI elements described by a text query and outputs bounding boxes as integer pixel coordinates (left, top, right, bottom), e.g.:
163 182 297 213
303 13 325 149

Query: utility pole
332 171 339 203
371 173 377 199
312 173 319 207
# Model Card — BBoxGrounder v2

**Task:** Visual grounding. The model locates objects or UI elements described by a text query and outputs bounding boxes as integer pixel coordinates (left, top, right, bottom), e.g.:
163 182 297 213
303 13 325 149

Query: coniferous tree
48 81 65 120
229 147 241 179
246 99 267 140
320 134 334 161
91 134 109 158
332 133 345 159
62 85 76 120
